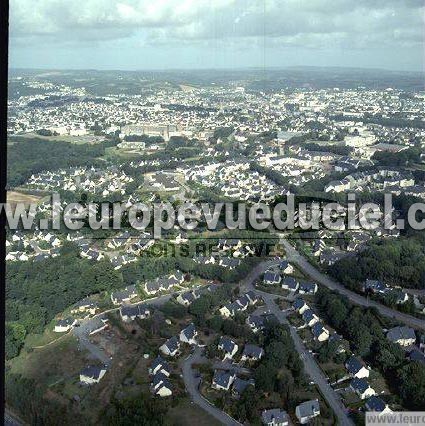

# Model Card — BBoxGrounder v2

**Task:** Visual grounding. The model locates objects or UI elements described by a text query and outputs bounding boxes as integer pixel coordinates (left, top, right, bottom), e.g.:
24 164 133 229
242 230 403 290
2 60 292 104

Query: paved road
280 238 425 332
182 347 241 426
240 266 353 426
4 411 22 426
261 293 352 426
73 321 112 366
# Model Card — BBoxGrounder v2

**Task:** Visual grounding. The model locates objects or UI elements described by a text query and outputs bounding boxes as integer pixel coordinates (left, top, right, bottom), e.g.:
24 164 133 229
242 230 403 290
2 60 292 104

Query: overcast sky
8 0 425 71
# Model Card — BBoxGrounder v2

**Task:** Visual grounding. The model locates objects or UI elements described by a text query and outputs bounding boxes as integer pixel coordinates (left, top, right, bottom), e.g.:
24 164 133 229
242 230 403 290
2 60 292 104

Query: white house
350 378 376 399
80 366 107 385
295 400 320 424
212 370 235 391
218 337 238 360
345 356 370 379
54 317 77 333
179 323 198 345
386 326 416 347
159 336 180 357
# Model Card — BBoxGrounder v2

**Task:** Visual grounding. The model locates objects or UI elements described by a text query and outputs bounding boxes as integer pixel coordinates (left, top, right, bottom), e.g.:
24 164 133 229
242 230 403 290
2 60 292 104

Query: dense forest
7 137 115 188
5 241 123 359
330 233 425 290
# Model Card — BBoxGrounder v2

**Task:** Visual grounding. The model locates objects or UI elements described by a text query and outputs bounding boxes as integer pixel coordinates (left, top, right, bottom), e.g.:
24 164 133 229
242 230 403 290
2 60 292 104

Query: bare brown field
7 191 43 206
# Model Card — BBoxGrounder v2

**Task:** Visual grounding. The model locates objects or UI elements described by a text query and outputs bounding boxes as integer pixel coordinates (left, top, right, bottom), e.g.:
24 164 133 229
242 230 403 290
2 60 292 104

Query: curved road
182 347 241 426
280 238 425 332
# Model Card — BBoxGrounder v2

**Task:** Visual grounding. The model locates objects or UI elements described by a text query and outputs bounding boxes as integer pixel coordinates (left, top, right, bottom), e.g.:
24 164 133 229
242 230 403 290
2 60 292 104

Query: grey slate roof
261 408 289 425
81 365 105 380
163 336 180 353
293 298 306 310
387 326 416 343
296 400 320 419
345 356 364 375
365 396 386 412
242 344 264 360
350 377 370 393
312 322 326 337
181 323 197 340
213 370 233 388
149 355 170 375
219 336 237 354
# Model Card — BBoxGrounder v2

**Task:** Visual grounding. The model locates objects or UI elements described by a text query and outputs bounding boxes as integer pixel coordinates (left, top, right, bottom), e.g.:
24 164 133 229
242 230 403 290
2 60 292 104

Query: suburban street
240 264 353 426
62 246 420 426
182 347 242 426
279 238 425 331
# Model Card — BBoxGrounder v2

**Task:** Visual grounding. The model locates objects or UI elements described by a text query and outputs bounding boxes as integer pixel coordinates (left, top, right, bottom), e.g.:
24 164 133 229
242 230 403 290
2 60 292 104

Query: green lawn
166 399 222 426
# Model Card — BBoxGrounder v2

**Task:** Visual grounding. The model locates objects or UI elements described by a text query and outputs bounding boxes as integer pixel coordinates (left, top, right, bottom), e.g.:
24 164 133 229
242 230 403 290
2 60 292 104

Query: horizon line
8 65 424 74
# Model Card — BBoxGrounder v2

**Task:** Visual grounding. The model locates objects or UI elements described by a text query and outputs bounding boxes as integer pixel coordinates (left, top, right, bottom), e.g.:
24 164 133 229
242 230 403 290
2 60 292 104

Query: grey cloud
9 0 424 51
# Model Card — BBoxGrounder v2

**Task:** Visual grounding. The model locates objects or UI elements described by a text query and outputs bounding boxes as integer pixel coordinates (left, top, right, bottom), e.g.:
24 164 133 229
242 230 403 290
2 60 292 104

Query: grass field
166 400 221 426
12 132 104 145
7 190 43 206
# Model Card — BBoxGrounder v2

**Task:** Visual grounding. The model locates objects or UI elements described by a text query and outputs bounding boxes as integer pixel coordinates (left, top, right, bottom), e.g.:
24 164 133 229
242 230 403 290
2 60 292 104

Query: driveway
280 238 425 331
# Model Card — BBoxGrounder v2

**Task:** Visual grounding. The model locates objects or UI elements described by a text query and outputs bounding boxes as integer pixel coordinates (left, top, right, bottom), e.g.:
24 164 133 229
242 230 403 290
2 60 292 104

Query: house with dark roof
281 276 299 291
176 290 200 306
241 344 264 362
232 377 254 397
54 317 77 333
70 298 98 315
159 336 180 357
80 365 107 385
299 281 318 294
219 303 235 318
120 305 151 322
218 257 241 270
279 260 294 275
302 309 319 327
218 337 238 360
144 271 185 295
212 370 235 391
263 271 281 285
179 323 198 345
245 290 259 305
311 322 330 342
149 356 171 377
261 408 289 426
111 285 138 305
345 356 369 379
246 315 265 333
386 326 416 347
151 372 173 397
235 294 250 311
293 298 309 314
363 279 389 294
409 348 425 365
350 378 375 399
295 399 320 424
365 396 392 414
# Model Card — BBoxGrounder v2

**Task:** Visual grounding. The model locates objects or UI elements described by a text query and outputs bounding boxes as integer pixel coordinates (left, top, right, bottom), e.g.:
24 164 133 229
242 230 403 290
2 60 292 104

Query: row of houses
363 279 409 305
293 299 330 342
264 270 318 295
151 323 199 397
219 291 260 317
110 271 186 305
